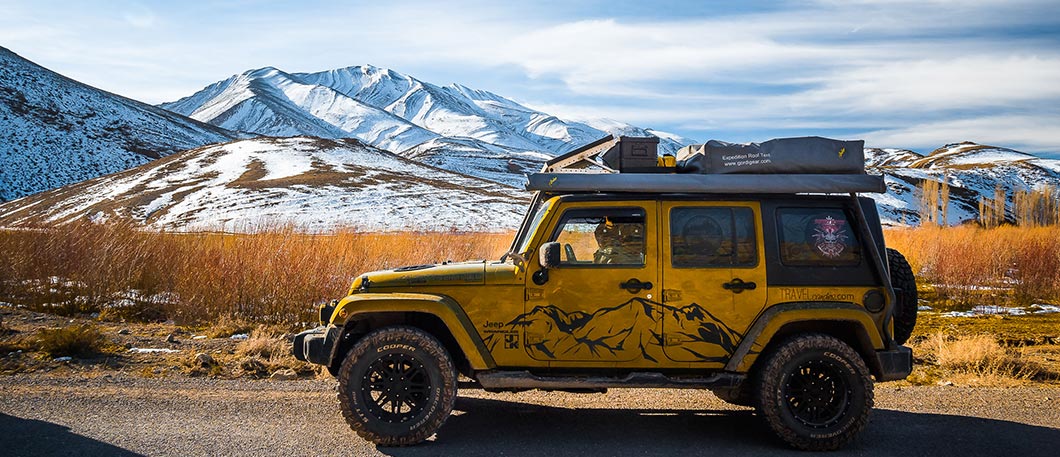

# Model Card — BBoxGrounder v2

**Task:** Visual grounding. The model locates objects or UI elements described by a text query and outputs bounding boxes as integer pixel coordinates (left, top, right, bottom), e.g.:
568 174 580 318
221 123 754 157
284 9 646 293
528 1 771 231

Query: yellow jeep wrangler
293 136 917 451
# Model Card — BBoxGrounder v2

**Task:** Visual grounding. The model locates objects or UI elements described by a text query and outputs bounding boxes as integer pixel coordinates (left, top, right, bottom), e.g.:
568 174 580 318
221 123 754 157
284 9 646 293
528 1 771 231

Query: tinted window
670 207 756 267
553 208 646 266
777 208 861 266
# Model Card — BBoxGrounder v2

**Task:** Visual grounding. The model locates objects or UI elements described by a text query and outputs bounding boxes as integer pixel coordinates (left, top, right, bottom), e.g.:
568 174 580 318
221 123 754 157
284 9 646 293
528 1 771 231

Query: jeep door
660 201 768 365
522 201 660 363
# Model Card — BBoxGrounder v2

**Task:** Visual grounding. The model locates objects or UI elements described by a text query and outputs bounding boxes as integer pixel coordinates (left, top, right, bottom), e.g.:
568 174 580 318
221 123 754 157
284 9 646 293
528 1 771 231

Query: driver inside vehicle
593 218 645 265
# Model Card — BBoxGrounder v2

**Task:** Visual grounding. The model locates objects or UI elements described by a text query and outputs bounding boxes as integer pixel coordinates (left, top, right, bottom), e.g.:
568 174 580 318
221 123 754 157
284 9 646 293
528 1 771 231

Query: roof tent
526 135 885 194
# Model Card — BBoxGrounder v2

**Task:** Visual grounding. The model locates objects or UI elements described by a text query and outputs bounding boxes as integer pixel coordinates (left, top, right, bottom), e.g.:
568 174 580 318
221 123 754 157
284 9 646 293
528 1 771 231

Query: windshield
513 200 551 257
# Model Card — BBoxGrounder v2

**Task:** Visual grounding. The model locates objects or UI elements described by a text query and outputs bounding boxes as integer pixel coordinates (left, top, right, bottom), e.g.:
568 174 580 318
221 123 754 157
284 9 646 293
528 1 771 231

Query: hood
349 260 521 292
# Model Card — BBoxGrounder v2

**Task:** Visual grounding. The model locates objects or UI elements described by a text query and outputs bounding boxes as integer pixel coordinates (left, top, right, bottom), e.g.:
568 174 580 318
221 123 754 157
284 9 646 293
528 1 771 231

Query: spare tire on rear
886 248 917 345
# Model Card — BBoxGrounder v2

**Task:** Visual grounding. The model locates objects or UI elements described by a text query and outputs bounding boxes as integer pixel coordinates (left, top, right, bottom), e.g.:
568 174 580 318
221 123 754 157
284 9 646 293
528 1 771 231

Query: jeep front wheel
756 334 873 451
336 326 457 446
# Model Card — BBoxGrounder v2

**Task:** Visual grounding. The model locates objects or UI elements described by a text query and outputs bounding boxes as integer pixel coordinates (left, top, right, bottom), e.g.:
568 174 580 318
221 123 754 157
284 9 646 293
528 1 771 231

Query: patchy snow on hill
867 143 1060 226
0 137 528 232
0 46 237 202
909 142 1039 168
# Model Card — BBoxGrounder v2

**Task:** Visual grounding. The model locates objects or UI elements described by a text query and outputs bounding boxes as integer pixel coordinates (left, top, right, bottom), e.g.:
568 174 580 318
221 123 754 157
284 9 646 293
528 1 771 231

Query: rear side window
670 207 756 267
777 208 861 266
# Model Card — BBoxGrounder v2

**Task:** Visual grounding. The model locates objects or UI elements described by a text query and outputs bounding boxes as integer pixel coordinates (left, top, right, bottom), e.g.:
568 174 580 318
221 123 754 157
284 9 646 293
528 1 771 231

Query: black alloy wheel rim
782 358 851 428
361 352 432 423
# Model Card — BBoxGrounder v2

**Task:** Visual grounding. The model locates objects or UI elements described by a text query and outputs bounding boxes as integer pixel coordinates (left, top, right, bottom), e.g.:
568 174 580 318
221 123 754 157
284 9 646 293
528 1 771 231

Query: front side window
777 208 861 266
670 207 757 267
553 208 646 266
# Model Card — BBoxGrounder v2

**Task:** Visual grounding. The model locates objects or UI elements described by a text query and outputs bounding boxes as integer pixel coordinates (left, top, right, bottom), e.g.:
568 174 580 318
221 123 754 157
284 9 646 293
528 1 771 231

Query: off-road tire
757 334 873 451
336 326 457 446
887 248 918 345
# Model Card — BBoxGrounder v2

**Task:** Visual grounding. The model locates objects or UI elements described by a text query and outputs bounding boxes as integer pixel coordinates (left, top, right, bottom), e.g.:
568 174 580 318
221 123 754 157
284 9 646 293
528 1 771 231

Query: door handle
619 278 653 294
722 278 757 293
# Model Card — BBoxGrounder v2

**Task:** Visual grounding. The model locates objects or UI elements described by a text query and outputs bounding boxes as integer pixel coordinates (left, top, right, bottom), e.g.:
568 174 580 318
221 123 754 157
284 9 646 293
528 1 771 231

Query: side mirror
538 242 561 269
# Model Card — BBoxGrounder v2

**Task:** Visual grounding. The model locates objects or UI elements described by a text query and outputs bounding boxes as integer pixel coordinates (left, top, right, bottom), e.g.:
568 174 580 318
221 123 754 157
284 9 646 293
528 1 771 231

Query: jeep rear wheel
887 248 918 345
336 326 457 446
757 334 873 451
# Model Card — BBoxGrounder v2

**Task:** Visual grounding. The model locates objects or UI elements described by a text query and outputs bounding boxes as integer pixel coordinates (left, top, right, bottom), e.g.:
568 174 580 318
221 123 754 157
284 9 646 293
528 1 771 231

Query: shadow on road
379 396 1060 457
0 413 144 457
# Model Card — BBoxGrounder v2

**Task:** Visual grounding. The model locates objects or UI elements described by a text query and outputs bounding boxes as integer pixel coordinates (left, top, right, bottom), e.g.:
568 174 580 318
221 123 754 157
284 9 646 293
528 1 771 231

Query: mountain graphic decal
484 298 743 363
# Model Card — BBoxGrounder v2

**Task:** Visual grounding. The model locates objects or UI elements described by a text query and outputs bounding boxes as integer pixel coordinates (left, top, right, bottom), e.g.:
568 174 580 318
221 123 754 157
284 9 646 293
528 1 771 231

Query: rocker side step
475 370 744 391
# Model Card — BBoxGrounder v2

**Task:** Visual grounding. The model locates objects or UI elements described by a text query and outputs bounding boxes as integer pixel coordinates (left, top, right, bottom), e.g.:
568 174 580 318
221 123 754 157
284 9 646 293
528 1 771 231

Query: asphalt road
1 374 1059 456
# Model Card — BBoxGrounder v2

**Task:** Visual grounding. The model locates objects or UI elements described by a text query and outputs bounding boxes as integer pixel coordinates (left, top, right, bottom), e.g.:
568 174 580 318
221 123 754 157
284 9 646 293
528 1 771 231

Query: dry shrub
1010 232 1060 305
232 326 316 378
235 327 288 360
911 332 1053 383
34 324 108 358
885 225 1060 306
0 224 511 325
204 314 256 338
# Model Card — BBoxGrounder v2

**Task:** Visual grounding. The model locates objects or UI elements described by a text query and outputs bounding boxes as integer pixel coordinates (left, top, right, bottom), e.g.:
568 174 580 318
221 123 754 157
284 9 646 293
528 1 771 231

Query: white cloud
782 55 1060 113
1 0 1058 152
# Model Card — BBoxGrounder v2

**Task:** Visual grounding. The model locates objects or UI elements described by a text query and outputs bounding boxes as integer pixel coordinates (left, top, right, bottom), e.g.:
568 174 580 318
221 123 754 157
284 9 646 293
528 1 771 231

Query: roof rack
541 135 619 173
526 135 886 194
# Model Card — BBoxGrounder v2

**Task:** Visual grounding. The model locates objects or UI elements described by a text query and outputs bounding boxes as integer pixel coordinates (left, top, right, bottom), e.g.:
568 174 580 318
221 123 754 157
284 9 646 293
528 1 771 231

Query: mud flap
875 345 913 381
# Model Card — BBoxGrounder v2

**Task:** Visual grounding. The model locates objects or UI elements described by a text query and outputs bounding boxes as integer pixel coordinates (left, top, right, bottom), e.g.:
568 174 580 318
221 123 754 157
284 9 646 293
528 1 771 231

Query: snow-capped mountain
160 64 690 187
867 142 1060 225
0 135 1055 231
0 46 238 202
2 46 1056 231
159 67 436 153
0 137 528 232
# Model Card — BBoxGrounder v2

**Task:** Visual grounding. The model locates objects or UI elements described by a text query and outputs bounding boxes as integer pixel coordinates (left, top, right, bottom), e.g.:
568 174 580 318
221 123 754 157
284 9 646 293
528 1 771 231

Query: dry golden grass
0 222 511 325
235 327 288 359
230 327 320 378
885 225 1060 306
202 314 257 338
908 332 1057 385
4 222 1057 323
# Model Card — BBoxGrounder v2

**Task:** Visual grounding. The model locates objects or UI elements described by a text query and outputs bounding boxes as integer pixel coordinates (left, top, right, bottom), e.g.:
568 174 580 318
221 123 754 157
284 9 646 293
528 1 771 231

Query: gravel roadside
2 374 1059 456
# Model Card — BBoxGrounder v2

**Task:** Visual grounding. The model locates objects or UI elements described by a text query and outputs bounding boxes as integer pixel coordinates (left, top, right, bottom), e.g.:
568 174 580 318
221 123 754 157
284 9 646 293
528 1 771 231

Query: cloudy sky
2 0 1059 156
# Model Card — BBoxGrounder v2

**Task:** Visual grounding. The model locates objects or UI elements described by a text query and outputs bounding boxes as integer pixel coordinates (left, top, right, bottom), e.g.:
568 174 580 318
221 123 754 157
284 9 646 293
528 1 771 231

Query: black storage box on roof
600 136 662 173
677 136 865 175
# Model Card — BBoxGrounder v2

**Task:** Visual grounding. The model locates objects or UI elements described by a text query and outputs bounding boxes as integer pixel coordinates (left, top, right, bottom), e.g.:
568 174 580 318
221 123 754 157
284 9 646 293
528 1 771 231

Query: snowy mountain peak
243 66 285 78
160 64 691 187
